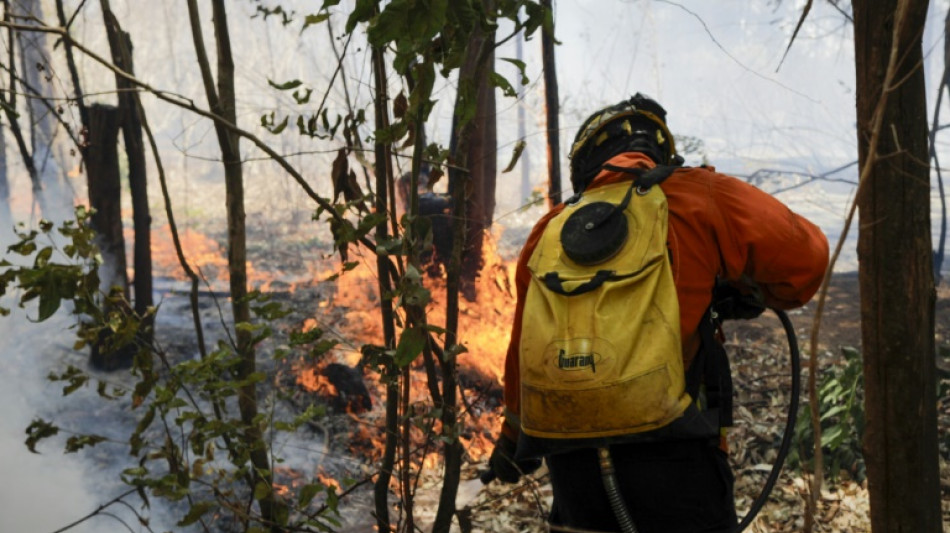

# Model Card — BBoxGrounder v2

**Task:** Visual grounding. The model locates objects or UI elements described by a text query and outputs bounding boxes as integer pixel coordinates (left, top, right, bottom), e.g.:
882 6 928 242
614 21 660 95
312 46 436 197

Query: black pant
546 439 737 533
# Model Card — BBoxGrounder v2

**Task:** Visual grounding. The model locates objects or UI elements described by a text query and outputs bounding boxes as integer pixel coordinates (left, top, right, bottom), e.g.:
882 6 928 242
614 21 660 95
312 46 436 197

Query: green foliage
279 0 548 153
790 346 866 483
1 210 100 321
24 418 59 453
1 210 345 531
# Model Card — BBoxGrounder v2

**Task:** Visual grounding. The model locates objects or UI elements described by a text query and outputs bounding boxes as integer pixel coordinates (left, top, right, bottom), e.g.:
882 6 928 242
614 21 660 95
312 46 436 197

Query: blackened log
86 104 133 370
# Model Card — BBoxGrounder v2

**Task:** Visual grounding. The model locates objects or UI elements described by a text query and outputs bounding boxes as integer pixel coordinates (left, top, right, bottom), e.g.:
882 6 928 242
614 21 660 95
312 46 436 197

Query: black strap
601 163 679 189
693 306 734 427
543 270 615 296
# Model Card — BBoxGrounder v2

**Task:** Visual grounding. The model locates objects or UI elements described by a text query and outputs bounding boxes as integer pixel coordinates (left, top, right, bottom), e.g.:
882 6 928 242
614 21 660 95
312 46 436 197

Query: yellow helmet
569 93 677 193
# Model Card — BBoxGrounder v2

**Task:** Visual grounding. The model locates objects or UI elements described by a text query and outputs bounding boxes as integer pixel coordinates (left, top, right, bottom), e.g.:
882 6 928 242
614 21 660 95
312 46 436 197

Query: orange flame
304 233 515 461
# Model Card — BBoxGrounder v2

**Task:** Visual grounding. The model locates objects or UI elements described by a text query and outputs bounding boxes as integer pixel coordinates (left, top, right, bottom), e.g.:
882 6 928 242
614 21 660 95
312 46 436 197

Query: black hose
598 447 639 533
732 308 801 532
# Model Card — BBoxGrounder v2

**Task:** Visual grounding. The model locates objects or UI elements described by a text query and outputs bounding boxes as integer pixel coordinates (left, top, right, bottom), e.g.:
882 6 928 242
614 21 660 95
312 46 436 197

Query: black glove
488 432 541 484
713 282 766 320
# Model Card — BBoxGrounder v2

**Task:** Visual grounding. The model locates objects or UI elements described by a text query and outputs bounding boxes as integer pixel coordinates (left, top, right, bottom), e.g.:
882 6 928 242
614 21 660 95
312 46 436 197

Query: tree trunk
186 1 283 528
13 0 69 217
853 2 942 532
541 0 562 206
85 104 134 371
433 10 496 531
450 0 497 301
0 113 9 231
85 104 127 299
370 42 399 533
101 2 153 325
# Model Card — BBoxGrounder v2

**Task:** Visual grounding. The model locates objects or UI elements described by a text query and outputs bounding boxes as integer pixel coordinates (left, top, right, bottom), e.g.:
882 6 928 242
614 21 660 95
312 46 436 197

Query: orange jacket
502 152 829 437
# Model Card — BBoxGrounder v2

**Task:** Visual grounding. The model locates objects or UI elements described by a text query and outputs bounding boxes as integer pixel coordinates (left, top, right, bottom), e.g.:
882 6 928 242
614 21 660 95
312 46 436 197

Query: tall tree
449 0 497 301
186 1 284 528
101 1 153 325
853 1 942 532
540 0 561 206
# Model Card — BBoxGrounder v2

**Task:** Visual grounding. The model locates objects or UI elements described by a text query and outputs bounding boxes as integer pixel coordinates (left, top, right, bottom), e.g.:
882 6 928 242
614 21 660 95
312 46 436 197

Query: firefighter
489 93 829 532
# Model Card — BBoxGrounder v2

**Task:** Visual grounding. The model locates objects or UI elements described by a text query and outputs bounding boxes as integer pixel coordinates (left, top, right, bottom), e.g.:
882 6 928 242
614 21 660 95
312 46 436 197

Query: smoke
0 247 188 533
0 301 103 533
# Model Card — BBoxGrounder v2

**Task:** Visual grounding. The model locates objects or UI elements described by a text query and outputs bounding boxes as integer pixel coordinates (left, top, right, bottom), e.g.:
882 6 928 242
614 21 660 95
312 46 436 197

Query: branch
49 488 140 533
777 0 814 71
0 19 385 256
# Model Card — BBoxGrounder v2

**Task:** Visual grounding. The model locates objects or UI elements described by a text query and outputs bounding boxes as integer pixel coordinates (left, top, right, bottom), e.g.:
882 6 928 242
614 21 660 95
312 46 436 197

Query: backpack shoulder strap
600 163 681 189
688 307 734 428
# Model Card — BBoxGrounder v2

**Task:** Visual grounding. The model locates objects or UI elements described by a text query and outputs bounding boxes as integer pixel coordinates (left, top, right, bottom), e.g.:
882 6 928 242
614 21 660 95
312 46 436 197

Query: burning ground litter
9 213 949 532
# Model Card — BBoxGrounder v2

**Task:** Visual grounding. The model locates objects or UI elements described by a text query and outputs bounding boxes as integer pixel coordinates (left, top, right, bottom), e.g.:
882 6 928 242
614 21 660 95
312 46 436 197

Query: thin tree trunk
516 32 532 203
0 113 11 232
433 19 495 533
14 0 68 216
853 1 941 531
541 0 562 206
101 2 153 325
185 1 283 529
1 0 43 217
371 41 399 533
55 0 87 128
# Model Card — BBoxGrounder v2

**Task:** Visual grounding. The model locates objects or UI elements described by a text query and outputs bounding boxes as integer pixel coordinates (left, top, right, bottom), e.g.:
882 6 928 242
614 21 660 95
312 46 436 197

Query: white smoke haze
0 300 125 533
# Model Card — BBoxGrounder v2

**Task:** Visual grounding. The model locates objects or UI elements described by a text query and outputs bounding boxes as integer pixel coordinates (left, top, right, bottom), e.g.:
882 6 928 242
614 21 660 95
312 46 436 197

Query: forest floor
147 221 950 532
425 271 950 533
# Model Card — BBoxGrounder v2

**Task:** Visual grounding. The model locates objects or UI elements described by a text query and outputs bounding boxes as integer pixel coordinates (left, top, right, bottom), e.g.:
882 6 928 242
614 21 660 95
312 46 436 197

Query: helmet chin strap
625 133 663 165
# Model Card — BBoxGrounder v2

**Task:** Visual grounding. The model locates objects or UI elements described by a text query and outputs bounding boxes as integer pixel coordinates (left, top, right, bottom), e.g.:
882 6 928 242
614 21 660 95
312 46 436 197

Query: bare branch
777 0 814 71
0 19 384 254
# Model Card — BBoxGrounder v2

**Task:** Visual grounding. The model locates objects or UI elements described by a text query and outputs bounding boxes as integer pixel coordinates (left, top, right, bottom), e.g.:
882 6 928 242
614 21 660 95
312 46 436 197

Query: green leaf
302 13 330 33
37 278 62 321
500 57 529 85
268 79 304 91
178 501 215 527
502 139 526 173
821 424 845 448
489 71 517 98
345 0 377 33
253 480 272 501
268 116 289 134
444 342 468 362
24 418 59 453
65 434 107 453
820 404 847 422
394 326 426 367
298 483 323 506
293 88 313 104
34 246 53 268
